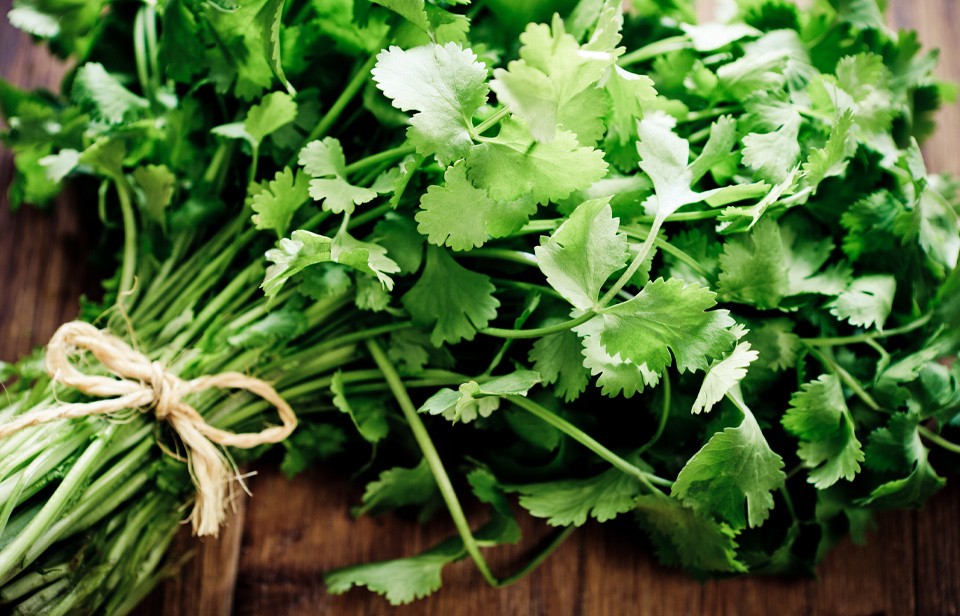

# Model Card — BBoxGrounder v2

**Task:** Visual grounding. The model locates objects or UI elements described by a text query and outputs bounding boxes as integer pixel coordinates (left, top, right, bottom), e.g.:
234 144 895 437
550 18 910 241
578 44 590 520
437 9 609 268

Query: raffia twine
0 321 297 537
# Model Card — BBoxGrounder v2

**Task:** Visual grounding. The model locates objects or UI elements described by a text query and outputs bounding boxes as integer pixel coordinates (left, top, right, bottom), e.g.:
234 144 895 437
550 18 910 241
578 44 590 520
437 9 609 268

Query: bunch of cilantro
2 0 960 611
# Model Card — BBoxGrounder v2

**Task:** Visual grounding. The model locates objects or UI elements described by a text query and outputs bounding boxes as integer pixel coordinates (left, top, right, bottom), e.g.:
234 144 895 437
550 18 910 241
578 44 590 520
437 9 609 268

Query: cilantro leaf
514 468 641 527
299 138 378 214
828 275 897 330
132 165 177 227
262 230 333 297
634 495 747 573
529 328 591 402
672 409 786 529
717 218 788 309
784 374 864 488
465 117 608 204
372 43 489 164
693 342 759 415
332 229 401 290
534 197 628 310
416 162 496 251
249 167 311 237
860 413 946 508
575 314 660 398
418 370 541 423
332 372 389 444
325 538 464 605
402 246 500 345
356 459 439 517
71 63 148 124
598 278 737 375
801 110 856 192
244 91 298 144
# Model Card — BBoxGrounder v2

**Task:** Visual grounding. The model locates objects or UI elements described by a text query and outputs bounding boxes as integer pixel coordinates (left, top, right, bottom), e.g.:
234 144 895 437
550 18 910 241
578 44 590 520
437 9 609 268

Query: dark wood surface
2 2 959 615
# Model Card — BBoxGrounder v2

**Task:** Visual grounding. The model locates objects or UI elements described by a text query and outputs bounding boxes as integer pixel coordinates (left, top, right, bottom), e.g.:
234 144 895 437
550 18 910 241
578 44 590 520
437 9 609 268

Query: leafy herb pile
2 0 960 611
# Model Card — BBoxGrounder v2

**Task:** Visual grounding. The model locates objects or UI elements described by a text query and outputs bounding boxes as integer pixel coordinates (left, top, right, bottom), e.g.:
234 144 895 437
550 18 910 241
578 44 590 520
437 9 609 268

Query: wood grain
1 1 958 615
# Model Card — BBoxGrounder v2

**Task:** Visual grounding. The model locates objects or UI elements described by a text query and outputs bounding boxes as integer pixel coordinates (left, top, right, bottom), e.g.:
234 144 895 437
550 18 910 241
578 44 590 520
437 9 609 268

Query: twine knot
0 321 298 537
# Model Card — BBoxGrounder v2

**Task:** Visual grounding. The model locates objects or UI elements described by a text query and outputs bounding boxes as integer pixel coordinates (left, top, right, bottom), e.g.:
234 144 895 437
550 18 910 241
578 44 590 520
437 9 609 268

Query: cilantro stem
505 395 671 492
635 210 722 223
481 311 594 340
133 8 153 103
638 372 670 454
598 214 664 306
518 220 561 234
469 248 539 267
115 176 139 301
803 345 884 412
618 36 692 67
345 144 418 177
801 314 932 346
305 54 378 145
918 425 960 455
365 340 500 587
496 526 576 587
624 228 710 279
472 106 511 138
679 105 741 125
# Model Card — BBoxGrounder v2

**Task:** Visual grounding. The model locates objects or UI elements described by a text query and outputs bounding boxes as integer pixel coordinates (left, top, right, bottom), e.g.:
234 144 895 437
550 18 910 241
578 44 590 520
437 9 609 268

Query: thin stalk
481 311 594 340
598 214 664 306
803 345 883 412
469 248 539 267
495 526 576 587
472 106 511 137
638 372 670 454
634 209 722 224
299 54 378 150
348 202 394 229
345 144 418 177
506 395 671 491
366 340 500 587
115 177 139 300
918 425 960 455
679 105 741 124
624 228 710 279
801 314 932 346
618 36 692 67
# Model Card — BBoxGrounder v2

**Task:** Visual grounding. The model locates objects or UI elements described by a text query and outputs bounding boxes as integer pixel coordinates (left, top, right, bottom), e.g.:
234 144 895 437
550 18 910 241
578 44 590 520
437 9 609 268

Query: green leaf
672 409 786 529
298 138 377 214
418 370 541 423
332 229 401 290
784 375 864 488
332 372 389 444
634 495 746 573
205 0 288 99
514 468 641 527
490 13 619 142
375 212 425 274
828 275 896 330
402 246 499 346
744 319 800 373
802 110 856 192
244 91 298 144
534 197 628 310
226 299 307 349
467 469 522 544
249 167 310 237
742 117 801 184
71 62 148 124
356 459 440 517
280 423 346 478
416 162 496 251
598 278 737 375
575 314 660 398
465 118 608 204
132 165 176 226
262 230 333 297
372 43 489 164
717 218 788 309
325 538 463 605
529 328 591 402
693 342 759 415
860 413 946 508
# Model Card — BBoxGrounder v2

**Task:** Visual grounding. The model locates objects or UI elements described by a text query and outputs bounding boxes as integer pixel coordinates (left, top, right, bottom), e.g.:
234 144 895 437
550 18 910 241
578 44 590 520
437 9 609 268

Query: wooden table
2 2 958 614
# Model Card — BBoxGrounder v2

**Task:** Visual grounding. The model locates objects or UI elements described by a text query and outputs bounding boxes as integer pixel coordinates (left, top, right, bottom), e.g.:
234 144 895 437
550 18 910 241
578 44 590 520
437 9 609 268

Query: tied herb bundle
2 0 960 611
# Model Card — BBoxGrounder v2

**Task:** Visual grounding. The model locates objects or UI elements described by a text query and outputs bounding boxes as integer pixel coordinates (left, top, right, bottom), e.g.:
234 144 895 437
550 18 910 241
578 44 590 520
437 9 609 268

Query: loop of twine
0 321 297 537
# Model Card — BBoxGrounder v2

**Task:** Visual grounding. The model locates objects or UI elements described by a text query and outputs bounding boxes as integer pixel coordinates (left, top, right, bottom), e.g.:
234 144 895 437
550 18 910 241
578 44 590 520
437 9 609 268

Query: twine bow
0 321 297 537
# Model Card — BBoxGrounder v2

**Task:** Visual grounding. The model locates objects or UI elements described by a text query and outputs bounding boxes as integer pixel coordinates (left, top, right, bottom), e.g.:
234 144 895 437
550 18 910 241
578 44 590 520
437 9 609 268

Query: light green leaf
693 343 759 414
244 91 298 144
332 229 401 290
133 164 176 226
332 371 389 444
514 468 641 527
828 275 897 330
534 197 628 310
416 162 496 251
298 137 378 214
372 43 489 164
71 62 148 124
418 370 541 424
672 409 786 529
249 167 310 236
529 328 590 402
575 314 660 398
262 230 333 297
402 246 499 346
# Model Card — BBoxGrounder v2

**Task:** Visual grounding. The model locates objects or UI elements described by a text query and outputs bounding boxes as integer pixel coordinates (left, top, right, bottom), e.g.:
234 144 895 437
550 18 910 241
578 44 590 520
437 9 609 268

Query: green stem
305 54 377 145
481 311 594 340
679 105 741 124
624 228 710 279
366 340 500 587
345 144 418 177
495 526 576 587
469 248 539 267
918 425 960 455
801 314 932 346
115 176 139 301
598 214 664 306
618 36 692 67
472 106 511 137
635 209 722 224
804 345 883 412
506 395 671 491
638 372 670 454
348 202 393 230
